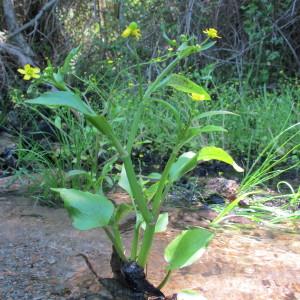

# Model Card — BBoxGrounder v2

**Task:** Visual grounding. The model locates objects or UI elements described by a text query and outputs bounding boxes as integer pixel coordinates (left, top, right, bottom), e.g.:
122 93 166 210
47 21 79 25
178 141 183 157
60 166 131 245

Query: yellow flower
121 22 141 40
203 28 221 39
190 93 207 101
17 64 41 80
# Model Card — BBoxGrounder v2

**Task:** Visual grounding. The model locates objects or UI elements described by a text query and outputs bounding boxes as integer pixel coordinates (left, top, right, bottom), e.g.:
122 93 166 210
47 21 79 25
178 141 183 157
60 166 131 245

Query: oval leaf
164 228 214 270
163 74 210 100
114 203 133 224
177 290 207 300
193 110 237 121
141 212 169 233
118 164 132 196
182 125 227 145
169 151 197 182
26 91 95 116
198 146 244 172
52 188 114 230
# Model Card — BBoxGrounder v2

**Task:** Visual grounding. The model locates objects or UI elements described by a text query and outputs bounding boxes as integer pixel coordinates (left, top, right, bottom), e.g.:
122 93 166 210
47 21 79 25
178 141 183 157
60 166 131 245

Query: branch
0 42 34 66
3 0 34 57
8 0 59 39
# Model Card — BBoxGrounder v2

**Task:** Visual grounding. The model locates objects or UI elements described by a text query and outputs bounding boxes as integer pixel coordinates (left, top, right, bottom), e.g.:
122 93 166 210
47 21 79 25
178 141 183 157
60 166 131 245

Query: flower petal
190 93 206 101
122 28 131 38
33 67 40 73
17 68 26 74
23 74 31 80
24 64 31 71
32 73 40 79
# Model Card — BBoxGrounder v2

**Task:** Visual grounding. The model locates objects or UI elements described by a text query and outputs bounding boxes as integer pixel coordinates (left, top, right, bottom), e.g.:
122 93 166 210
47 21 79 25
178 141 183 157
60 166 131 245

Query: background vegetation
0 0 300 202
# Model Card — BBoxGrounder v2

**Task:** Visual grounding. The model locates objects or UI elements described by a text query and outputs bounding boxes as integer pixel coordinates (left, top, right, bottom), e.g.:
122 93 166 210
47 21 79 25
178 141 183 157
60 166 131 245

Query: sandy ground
0 192 300 300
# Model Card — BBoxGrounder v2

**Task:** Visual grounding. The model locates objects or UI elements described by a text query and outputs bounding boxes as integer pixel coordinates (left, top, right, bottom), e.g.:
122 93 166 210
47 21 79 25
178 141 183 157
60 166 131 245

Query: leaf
114 203 133 224
199 41 216 51
193 110 237 121
141 212 169 233
177 43 201 59
26 91 95 116
146 172 162 180
169 147 243 183
144 181 160 202
164 228 214 270
182 125 227 145
169 151 197 182
66 169 90 178
198 146 244 172
54 116 62 129
177 290 207 300
51 188 114 230
163 74 210 100
60 46 80 75
118 165 132 196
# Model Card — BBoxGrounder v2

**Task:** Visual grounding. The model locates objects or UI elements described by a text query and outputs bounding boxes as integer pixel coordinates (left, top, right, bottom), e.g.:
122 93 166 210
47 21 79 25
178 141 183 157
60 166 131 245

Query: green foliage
24 35 236 290
164 228 214 270
52 188 114 230
26 91 95 116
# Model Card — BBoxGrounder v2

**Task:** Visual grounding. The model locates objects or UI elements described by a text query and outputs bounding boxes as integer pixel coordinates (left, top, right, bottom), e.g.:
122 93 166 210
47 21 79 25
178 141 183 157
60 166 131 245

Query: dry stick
3 0 34 57
76 253 101 281
7 0 59 39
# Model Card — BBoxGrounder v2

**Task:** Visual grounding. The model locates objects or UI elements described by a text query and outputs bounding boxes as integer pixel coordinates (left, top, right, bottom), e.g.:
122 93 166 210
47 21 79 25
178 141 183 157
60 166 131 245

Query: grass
211 123 300 226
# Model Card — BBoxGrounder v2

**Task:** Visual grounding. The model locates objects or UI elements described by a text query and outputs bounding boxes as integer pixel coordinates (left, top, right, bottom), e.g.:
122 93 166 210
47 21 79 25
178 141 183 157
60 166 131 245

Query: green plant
24 26 243 295
211 123 300 226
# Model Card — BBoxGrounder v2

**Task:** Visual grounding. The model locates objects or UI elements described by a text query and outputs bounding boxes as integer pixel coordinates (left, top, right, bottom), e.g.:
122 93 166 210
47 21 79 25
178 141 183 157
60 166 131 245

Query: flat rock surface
0 193 299 300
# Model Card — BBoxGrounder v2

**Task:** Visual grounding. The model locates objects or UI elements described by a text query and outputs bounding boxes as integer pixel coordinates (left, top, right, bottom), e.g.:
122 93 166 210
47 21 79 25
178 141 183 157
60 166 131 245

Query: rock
200 177 239 201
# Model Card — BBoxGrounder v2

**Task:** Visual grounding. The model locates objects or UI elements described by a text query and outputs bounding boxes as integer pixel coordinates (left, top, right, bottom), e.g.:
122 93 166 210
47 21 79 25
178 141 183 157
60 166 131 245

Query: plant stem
130 221 141 260
137 223 156 267
87 115 153 224
157 270 172 290
104 227 127 261
126 48 145 153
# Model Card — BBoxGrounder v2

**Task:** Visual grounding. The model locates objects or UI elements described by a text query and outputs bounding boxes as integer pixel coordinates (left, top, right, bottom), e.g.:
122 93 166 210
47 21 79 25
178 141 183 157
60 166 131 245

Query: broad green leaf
198 146 244 172
177 290 207 300
146 172 162 180
52 188 114 230
189 125 227 134
118 165 132 196
26 91 95 116
60 46 80 75
163 74 210 100
141 212 169 233
144 181 160 202
169 147 243 183
182 125 227 145
53 72 64 85
114 203 133 224
66 169 90 178
177 43 201 59
169 151 197 182
193 110 237 121
54 116 62 129
164 228 214 270
199 41 216 51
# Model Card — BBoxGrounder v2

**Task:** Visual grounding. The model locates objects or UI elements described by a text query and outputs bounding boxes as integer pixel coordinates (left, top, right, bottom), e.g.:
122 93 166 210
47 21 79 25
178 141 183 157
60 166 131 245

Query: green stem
136 223 156 267
113 224 126 257
157 270 172 290
130 221 142 260
151 149 179 216
144 57 180 99
126 48 145 153
87 115 153 224
104 227 127 261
